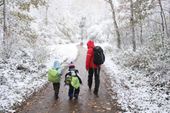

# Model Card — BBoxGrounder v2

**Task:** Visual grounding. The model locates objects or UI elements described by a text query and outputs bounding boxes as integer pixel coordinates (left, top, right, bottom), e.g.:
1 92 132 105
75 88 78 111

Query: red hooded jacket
86 40 97 70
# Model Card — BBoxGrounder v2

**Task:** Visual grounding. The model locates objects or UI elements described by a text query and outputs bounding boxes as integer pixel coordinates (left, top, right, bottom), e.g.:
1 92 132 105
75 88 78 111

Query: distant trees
45 0 49 26
129 0 136 51
0 0 6 45
105 0 170 51
158 0 169 47
0 0 47 58
79 17 87 43
105 0 121 49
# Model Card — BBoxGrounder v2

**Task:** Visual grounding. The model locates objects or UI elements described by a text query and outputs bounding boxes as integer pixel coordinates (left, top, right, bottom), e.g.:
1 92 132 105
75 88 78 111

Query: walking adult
85 40 101 96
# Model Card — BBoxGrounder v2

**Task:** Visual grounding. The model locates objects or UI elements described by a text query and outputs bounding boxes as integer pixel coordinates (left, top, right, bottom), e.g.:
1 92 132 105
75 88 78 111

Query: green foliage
11 11 33 22
31 0 47 8
19 0 47 11
19 2 31 11
10 10 37 47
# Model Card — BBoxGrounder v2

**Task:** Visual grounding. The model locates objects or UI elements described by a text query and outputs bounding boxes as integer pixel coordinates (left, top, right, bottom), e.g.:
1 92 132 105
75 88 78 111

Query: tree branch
104 0 110 3
148 19 161 25
0 2 3 6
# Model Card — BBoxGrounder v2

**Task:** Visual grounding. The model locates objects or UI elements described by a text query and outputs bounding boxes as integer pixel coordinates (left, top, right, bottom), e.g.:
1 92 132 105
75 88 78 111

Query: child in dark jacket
65 62 82 100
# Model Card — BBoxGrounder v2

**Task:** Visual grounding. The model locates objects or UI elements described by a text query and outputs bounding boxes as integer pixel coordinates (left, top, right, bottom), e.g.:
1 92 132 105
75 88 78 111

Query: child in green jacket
48 61 62 99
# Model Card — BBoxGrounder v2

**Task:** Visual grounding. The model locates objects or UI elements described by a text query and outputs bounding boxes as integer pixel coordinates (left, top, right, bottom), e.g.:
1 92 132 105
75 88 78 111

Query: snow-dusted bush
0 36 20 59
33 46 48 64
105 37 170 112
115 50 151 70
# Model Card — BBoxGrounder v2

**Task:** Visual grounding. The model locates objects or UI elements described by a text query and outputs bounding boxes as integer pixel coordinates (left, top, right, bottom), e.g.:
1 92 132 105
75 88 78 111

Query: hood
87 40 95 48
53 61 60 69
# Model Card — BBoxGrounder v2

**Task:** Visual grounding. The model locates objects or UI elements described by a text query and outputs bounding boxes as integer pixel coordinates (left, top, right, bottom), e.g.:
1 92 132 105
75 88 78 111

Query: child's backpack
71 76 80 89
48 68 60 83
65 70 80 89
65 76 72 85
93 46 105 65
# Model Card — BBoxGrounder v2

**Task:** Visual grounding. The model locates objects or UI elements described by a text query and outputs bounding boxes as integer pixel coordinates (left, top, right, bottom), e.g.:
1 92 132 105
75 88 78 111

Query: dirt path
17 45 122 113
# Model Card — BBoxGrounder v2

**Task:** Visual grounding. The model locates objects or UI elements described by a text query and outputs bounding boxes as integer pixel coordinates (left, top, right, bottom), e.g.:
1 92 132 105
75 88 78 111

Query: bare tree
1 0 7 45
130 0 136 51
45 1 49 26
158 0 165 47
158 0 169 47
134 0 155 45
105 0 121 49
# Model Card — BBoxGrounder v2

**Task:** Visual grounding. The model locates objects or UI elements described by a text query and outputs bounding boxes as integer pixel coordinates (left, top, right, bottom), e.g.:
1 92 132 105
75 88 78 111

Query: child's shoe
74 95 78 99
93 90 99 97
69 96 73 100
55 92 59 99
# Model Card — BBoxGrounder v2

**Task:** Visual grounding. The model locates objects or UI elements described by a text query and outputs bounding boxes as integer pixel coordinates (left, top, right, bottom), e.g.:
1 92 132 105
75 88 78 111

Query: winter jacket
86 40 97 70
64 69 82 85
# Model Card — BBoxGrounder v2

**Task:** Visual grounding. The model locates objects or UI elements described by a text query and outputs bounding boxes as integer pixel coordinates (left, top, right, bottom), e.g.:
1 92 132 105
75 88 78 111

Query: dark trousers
68 84 80 98
53 83 60 96
88 67 100 93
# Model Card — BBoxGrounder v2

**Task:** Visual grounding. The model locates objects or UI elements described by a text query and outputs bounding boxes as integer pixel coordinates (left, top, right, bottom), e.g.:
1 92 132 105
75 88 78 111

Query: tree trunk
158 0 165 47
45 4 48 26
109 0 121 49
139 14 143 45
3 0 7 45
139 22 143 45
160 1 169 38
130 0 136 51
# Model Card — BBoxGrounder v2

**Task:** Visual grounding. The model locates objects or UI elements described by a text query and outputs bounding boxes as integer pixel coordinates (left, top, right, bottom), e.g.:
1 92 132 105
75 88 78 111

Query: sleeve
77 76 82 84
86 48 93 70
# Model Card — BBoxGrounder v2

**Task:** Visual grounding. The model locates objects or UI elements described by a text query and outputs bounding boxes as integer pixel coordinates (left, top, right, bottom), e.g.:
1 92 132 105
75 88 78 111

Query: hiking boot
54 92 59 99
88 86 91 91
69 96 73 100
74 94 78 99
74 96 78 100
93 90 99 97
55 95 59 99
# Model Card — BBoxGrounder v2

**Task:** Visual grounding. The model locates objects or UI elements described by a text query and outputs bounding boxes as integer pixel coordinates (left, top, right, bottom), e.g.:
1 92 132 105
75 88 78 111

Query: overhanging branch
0 2 3 6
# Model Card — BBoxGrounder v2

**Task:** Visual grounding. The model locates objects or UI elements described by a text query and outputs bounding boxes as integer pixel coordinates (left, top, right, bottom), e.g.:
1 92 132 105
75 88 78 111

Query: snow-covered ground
103 45 170 113
0 43 78 113
0 0 170 112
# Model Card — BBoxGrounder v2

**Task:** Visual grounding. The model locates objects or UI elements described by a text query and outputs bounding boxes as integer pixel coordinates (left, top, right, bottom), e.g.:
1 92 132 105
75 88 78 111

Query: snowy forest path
17 45 122 113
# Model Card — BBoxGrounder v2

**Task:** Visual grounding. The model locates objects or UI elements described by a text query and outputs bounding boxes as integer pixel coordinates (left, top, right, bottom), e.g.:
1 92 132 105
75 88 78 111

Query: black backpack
93 46 105 65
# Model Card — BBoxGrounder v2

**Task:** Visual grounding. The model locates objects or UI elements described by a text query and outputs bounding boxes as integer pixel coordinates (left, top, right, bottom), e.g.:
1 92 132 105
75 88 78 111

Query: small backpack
93 46 105 65
65 76 71 85
65 70 80 89
48 68 60 83
71 76 80 89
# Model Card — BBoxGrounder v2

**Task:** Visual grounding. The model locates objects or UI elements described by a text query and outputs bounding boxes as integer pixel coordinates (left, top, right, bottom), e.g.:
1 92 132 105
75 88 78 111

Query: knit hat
69 62 75 70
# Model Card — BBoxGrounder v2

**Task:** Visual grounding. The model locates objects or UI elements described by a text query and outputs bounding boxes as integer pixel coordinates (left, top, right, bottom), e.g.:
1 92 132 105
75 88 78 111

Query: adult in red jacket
86 40 100 96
